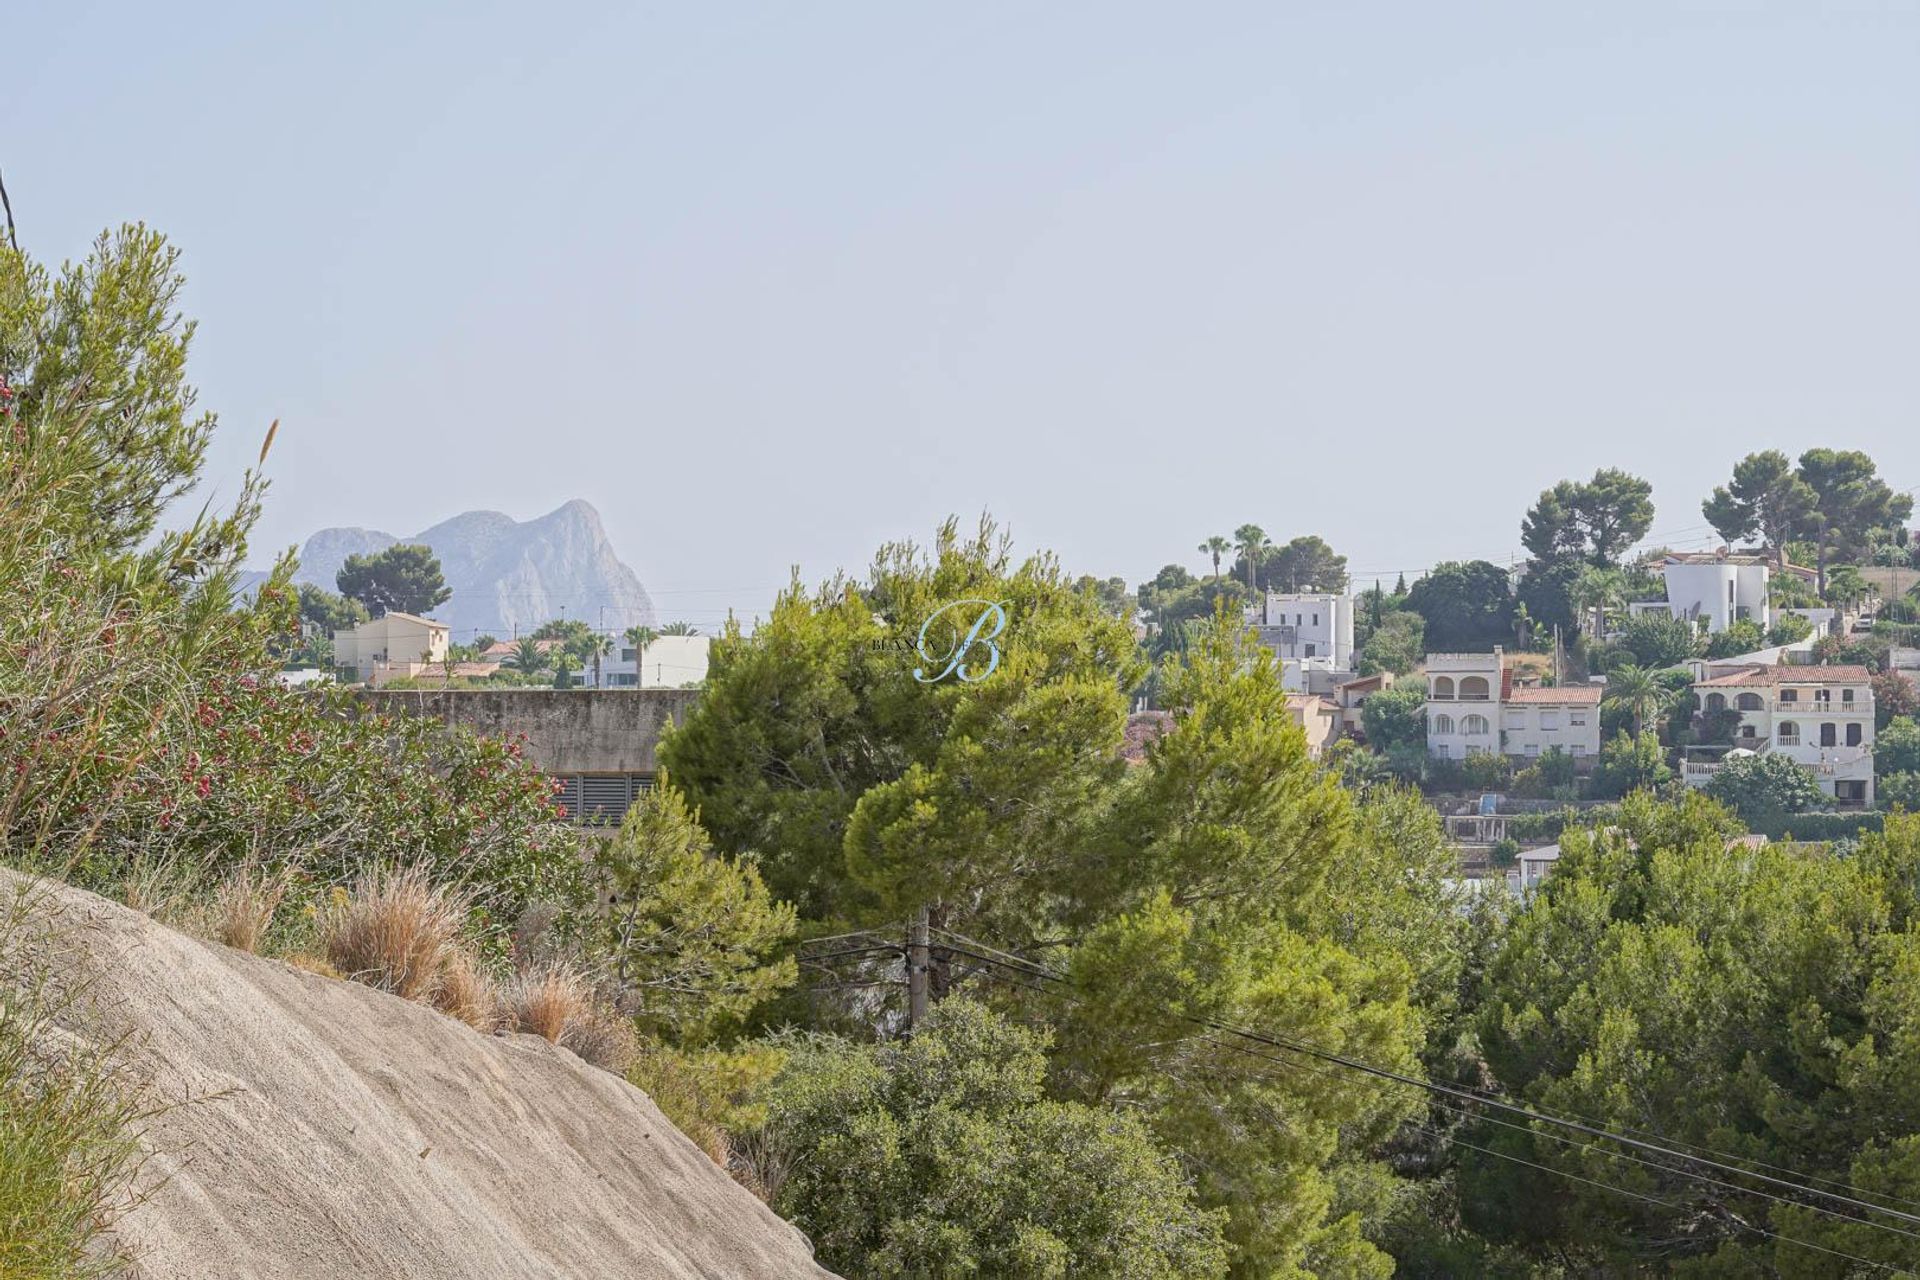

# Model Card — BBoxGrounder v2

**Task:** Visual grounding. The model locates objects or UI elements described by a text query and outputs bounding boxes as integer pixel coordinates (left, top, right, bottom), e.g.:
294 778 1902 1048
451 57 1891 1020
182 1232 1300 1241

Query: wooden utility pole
906 906 930 1030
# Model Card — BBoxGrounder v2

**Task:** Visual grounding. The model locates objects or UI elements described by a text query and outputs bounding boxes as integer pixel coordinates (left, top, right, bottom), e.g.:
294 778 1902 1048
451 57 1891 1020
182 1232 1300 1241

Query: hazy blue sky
9 3 1917 628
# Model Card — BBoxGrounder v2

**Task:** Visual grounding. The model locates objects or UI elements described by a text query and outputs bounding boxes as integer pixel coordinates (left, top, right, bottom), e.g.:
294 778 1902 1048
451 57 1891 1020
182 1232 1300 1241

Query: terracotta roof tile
1505 685 1602 704
1695 664 1873 688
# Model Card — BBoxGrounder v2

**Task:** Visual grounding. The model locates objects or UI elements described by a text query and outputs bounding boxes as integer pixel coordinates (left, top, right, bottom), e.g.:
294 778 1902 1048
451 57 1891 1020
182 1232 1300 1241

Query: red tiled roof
1505 685 1602 704
1696 664 1873 688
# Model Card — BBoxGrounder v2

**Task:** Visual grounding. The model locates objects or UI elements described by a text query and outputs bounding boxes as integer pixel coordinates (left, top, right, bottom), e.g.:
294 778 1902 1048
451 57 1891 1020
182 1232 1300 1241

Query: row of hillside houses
1243 552 1885 807
329 612 709 689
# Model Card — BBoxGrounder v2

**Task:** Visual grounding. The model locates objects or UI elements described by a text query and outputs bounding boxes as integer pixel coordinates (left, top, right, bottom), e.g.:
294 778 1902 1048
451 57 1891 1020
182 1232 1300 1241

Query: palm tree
1233 524 1269 594
624 625 658 687
659 621 699 636
1571 566 1626 640
507 637 547 676
590 634 614 688
1197 536 1230 582
1824 565 1869 612
1603 663 1671 739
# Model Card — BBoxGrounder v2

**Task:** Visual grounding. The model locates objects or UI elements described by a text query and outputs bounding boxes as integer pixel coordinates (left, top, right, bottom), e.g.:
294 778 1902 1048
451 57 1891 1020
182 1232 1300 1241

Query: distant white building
333 612 450 684
1247 592 1355 668
1424 647 1602 762
1632 550 1819 636
1652 553 1773 633
1684 664 1876 806
604 634 711 689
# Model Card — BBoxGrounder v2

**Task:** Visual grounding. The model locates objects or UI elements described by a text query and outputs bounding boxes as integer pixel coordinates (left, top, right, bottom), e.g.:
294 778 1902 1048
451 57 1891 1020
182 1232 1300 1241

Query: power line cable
946 946 1916 1274
927 929 1920 1235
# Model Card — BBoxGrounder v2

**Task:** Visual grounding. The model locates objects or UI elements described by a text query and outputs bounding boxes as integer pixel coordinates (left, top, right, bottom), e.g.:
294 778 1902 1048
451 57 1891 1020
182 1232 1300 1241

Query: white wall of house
602 635 711 688
1425 652 1501 758
334 613 449 683
1501 698 1602 760
1250 593 1355 667
1659 560 1771 634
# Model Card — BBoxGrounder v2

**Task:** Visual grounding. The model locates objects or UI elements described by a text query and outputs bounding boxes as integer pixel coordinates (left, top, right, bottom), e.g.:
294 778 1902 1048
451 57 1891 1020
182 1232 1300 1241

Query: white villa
1424 648 1603 762
1247 592 1355 668
604 634 711 689
1630 550 1821 636
1684 664 1876 806
333 612 450 684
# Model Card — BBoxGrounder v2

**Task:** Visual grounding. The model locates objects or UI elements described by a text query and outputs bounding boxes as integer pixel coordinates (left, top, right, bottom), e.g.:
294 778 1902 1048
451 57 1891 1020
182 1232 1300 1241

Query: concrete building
604 635 711 689
1247 592 1355 668
354 688 698 826
1651 552 1773 634
1684 664 1876 805
1424 648 1601 761
333 612 449 684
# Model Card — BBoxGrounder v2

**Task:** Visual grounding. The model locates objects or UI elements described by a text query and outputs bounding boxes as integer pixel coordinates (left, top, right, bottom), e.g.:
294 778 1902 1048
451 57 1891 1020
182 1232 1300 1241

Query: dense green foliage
754 1001 1231 1279
1704 751 1825 826
1406 560 1515 651
335 543 452 618
1618 611 1700 668
1474 803 1920 1272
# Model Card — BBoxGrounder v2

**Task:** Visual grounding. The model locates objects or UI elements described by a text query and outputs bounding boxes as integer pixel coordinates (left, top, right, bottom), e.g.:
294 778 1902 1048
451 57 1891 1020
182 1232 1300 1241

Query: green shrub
1879 773 1920 812
1880 718 1920 777
1705 753 1825 827
1619 613 1700 668
0 885 145 1278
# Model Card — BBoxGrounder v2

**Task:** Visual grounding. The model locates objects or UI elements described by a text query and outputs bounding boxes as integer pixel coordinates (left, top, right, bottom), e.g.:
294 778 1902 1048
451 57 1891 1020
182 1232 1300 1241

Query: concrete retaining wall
353 689 700 774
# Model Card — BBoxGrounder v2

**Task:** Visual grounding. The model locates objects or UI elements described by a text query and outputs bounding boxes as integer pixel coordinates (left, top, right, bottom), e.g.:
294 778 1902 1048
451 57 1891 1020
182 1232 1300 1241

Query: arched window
1778 721 1800 746
1736 693 1763 711
1432 714 1455 735
1820 723 1837 747
1432 676 1455 700
1460 675 1491 701
1847 722 1863 746
1705 692 1727 714
1462 714 1490 736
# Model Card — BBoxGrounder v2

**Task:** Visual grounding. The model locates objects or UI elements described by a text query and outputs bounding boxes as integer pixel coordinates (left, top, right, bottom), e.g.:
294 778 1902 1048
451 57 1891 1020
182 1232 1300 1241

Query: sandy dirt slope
5 871 833 1279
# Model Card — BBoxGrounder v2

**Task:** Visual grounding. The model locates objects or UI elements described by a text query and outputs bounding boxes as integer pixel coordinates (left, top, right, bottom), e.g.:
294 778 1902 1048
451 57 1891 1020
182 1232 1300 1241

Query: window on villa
1570 743 1587 756
1312 613 1320 626
1462 714 1490 735
1540 711 1561 730
1778 721 1800 745
1432 677 1455 700
1305 643 1316 657
1505 711 1526 729
1815 688 1832 704
1820 723 1837 747
1736 693 1763 711
1847 723 1863 746
1843 688 1855 704
621 648 637 662
1459 675 1491 701
1570 712 1588 726
1780 689 1798 703
1524 742 1540 756
1433 714 1455 735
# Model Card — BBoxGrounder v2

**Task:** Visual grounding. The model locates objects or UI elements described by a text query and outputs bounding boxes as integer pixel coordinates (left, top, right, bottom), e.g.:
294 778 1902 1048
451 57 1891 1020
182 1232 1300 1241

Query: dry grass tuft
508 962 591 1043
319 866 468 1001
120 851 197 922
283 951 343 980
507 964 636 1071
563 1002 639 1074
431 946 504 1032
212 865 288 954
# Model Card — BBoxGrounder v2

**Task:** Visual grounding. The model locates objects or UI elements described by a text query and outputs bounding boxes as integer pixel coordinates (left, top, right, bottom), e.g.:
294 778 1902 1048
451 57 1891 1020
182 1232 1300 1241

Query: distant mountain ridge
287 500 657 640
